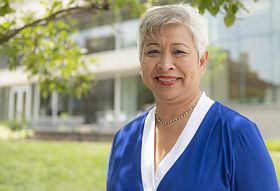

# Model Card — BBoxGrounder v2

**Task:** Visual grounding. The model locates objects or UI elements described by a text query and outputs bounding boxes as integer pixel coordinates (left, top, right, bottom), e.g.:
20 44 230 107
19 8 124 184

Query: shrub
266 140 280 151
0 124 33 141
4 120 27 131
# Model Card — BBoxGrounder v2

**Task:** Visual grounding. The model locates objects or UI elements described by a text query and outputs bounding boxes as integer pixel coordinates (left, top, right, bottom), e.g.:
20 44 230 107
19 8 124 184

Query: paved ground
232 104 280 140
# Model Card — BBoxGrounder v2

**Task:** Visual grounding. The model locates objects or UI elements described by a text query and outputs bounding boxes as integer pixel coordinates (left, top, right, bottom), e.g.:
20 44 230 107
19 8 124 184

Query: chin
155 93 181 103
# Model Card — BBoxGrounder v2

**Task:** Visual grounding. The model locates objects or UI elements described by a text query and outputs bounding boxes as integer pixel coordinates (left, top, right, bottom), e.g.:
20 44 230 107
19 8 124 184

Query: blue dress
107 97 279 191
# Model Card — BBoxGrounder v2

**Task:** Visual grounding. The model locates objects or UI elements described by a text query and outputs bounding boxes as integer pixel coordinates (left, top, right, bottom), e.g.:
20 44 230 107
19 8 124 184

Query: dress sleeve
106 131 119 187
231 123 279 190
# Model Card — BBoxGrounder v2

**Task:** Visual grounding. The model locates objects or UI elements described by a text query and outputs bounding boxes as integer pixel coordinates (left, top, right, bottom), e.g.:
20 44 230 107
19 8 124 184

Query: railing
29 115 84 131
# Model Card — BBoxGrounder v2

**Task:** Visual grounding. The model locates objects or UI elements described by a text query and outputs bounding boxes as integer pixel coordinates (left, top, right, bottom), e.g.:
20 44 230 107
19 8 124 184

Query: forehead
143 24 194 46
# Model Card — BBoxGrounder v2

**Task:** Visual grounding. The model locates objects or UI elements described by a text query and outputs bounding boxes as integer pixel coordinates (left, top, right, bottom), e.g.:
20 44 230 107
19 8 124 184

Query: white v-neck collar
141 92 215 191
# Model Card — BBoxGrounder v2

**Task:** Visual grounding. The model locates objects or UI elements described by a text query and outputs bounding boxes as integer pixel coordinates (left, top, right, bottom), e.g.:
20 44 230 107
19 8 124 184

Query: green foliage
0 0 257 98
192 0 257 27
112 0 147 16
271 152 280 182
0 0 14 16
0 123 33 140
4 120 26 131
266 140 280 151
0 1 95 98
266 140 280 181
0 141 111 191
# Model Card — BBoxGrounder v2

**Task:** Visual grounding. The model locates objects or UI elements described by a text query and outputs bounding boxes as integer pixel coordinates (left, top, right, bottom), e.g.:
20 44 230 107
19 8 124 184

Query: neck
155 90 201 122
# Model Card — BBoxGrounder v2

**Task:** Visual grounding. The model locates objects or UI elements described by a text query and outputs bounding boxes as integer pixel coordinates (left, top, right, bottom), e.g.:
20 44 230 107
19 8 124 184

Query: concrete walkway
232 104 280 140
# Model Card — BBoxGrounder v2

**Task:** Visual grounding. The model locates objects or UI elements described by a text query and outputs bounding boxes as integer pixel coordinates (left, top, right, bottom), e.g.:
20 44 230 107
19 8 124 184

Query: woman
106 4 279 191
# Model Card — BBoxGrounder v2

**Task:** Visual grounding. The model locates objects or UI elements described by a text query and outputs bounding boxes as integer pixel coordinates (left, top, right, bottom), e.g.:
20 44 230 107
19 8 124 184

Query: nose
157 53 174 72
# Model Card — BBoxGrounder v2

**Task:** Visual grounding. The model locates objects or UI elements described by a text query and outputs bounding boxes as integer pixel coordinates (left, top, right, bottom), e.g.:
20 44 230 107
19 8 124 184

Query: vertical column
33 84 40 122
68 96 74 115
16 88 23 121
114 12 122 50
114 75 121 115
269 0 276 102
0 88 1 119
8 89 15 120
51 91 58 125
25 86 32 121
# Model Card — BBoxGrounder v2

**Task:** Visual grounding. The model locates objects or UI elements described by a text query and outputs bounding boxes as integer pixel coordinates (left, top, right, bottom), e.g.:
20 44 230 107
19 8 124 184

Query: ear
199 50 208 74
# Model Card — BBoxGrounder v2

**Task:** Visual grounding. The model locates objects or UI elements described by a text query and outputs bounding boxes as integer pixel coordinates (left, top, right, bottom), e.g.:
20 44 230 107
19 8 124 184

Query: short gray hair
137 4 208 58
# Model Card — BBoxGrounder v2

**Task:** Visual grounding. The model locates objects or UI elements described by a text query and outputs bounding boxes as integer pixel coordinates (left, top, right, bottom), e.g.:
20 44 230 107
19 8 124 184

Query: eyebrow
172 43 191 49
144 42 159 47
144 42 191 49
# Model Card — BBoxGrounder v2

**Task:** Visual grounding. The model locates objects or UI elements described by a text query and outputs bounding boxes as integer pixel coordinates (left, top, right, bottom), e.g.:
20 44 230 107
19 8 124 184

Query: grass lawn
271 152 280 182
0 140 111 191
0 140 279 191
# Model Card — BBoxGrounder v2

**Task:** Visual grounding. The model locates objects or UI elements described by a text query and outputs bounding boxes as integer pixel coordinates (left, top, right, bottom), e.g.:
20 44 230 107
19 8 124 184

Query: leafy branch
0 0 257 98
0 2 110 45
192 0 258 27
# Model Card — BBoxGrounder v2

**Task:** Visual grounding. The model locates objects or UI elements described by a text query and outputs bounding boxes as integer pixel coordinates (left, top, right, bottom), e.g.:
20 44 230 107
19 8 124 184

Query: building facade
0 0 279 137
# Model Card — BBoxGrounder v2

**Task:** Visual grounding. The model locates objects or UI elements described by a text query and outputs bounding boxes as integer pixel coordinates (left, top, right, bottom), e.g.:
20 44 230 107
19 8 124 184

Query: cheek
184 66 201 81
141 60 153 73
140 63 150 81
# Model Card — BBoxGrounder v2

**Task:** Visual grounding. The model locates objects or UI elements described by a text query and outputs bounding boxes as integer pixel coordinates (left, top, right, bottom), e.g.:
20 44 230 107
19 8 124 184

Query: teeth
158 77 177 82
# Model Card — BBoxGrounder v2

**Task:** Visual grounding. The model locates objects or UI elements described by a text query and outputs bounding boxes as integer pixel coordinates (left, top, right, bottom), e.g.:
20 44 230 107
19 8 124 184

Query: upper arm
231 124 279 190
106 131 119 185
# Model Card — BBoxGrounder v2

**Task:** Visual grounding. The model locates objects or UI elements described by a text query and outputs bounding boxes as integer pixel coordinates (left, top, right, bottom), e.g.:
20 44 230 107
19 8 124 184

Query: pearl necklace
155 93 201 125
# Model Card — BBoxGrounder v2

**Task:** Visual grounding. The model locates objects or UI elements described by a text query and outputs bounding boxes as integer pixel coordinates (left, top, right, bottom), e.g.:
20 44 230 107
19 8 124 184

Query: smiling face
140 24 208 105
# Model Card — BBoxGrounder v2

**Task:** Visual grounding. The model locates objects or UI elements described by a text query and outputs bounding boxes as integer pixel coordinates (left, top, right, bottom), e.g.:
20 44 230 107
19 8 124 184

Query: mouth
155 76 181 86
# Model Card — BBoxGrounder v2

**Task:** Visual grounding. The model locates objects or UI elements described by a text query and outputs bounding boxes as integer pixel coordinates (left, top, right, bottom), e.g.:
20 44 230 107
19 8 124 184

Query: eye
145 49 160 57
173 50 187 56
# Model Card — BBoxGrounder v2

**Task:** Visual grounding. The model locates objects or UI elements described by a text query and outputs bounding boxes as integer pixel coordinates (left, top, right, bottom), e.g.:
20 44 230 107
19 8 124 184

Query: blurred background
0 0 279 190
1 0 279 139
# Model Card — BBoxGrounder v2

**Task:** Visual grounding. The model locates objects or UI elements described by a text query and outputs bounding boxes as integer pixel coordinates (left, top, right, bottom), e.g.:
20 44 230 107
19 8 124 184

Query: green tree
193 0 257 27
0 0 256 98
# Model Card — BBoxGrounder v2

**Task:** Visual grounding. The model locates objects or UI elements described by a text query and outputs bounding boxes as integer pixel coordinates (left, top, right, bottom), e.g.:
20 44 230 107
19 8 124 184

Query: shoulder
217 103 279 190
108 110 149 166
113 110 149 146
115 110 149 137
216 102 255 126
213 102 258 143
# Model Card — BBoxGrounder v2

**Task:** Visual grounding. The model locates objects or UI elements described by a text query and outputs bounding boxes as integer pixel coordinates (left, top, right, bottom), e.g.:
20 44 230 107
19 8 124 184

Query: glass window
136 76 154 111
209 0 271 42
121 76 138 116
0 55 8 69
209 0 280 103
120 20 139 48
74 11 116 30
120 7 138 21
0 87 10 121
272 0 280 31
121 75 154 119
82 79 114 123
271 34 280 102
215 36 273 103
212 15 239 42
65 95 83 116
86 35 115 54
239 0 270 37
40 94 51 116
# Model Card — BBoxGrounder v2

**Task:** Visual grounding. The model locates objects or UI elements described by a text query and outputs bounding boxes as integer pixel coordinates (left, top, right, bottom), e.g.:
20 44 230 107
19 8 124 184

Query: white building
0 0 280 138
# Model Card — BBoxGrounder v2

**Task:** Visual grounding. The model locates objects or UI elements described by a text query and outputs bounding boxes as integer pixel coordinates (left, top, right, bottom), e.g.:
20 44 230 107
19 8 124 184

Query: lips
155 76 180 86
